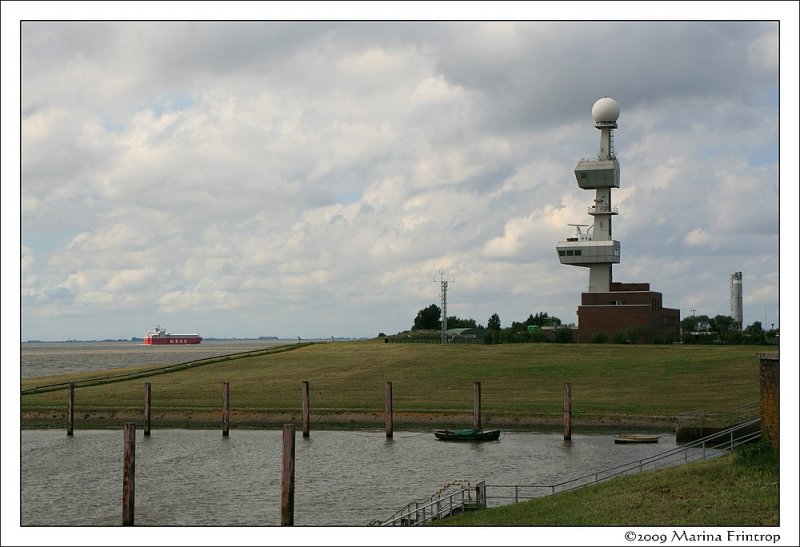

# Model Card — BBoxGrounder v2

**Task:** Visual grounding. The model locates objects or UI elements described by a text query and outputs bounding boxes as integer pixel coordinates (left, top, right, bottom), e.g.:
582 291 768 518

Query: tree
743 321 766 344
412 304 441 331
712 314 736 338
487 313 501 331
447 316 477 329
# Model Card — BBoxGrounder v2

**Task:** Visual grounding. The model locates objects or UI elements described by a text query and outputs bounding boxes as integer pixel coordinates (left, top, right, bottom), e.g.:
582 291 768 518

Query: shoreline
21 409 678 432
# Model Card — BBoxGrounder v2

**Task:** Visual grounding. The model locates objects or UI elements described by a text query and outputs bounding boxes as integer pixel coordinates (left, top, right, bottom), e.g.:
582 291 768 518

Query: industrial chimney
730 272 743 329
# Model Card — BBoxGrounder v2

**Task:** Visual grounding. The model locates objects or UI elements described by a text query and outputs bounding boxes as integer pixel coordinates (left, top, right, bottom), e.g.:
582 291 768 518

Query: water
20 342 683 528
20 428 681 526
20 340 299 379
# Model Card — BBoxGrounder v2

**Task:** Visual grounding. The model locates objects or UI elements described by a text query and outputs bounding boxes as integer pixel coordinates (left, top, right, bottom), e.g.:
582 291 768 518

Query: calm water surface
21 342 685 527
21 429 681 526
21 340 299 379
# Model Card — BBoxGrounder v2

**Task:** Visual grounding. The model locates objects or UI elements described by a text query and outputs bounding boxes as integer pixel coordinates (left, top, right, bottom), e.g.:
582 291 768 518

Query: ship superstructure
556 97 621 292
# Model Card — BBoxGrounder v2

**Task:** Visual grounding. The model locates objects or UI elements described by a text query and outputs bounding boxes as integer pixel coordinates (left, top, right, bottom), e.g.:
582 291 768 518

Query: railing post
67 382 74 436
301 381 310 438
281 424 296 526
222 382 230 436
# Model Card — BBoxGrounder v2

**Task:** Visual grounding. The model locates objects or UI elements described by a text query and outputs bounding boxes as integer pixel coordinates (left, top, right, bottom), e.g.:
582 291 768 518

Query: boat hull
434 429 501 442
614 434 659 444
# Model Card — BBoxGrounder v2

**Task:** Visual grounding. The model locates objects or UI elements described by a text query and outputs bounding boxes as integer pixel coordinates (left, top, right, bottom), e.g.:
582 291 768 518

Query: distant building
577 282 680 343
555 98 680 343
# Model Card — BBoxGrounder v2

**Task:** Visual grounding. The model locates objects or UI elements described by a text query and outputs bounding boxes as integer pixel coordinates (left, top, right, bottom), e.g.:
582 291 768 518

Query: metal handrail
676 401 759 426
379 488 470 526
371 419 761 524
484 418 761 506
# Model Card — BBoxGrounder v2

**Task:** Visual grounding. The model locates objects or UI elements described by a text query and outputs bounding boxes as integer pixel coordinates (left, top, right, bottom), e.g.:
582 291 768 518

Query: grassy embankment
438 439 779 526
21 341 766 430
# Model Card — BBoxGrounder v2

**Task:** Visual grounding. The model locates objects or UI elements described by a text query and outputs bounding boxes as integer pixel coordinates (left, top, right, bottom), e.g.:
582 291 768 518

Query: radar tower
556 97 621 292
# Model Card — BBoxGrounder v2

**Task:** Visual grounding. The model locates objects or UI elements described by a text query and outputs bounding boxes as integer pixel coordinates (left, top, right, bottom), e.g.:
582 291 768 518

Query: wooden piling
301 381 310 438
67 382 74 436
385 382 393 438
473 381 482 430
281 424 296 526
563 382 572 441
222 382 230 437
122 423 136 526
143 383 151 436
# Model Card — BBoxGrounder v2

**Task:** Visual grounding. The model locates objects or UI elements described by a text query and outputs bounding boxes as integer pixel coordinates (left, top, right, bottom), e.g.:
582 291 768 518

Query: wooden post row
281 424 296 526
122 423 136 526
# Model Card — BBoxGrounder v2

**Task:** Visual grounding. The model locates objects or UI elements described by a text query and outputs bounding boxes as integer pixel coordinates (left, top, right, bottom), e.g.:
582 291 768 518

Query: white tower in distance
730 272 743 329
556 97 621 292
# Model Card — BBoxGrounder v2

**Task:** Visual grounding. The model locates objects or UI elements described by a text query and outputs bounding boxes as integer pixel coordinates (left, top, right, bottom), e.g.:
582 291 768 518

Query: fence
375 419 761 525
483 418 761 507
384 336 483 344
376 480 485 526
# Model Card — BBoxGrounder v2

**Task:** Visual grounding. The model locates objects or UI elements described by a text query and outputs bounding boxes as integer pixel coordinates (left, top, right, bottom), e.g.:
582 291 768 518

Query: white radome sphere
592 97 620 123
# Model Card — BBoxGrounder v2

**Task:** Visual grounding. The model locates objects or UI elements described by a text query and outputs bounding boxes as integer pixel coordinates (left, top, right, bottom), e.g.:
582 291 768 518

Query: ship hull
144 336 202 345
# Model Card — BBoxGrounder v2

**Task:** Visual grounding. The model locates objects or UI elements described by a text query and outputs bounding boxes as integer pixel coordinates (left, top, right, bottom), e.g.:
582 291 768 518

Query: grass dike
22 340 767 430
437 439 779 526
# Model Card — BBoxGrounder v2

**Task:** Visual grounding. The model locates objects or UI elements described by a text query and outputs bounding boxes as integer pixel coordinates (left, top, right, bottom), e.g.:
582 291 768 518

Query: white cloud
11 20 788 340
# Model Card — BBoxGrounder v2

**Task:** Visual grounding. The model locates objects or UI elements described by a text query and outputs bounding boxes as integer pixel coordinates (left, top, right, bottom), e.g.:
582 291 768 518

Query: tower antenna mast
435 270 455 344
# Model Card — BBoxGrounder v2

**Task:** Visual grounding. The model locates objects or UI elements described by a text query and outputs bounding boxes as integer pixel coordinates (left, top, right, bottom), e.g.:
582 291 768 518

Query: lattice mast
435 270 455 344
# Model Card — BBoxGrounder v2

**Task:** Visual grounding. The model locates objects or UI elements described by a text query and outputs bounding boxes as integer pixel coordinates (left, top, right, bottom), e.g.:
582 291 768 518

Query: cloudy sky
7 4 797 341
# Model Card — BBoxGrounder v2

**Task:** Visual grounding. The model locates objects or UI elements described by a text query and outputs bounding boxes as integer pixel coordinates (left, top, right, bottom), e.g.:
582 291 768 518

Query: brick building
576 282 680 343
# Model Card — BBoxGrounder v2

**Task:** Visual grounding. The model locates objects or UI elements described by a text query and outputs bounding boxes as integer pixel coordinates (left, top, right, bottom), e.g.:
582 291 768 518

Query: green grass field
438 439 779 526
22 341 767 426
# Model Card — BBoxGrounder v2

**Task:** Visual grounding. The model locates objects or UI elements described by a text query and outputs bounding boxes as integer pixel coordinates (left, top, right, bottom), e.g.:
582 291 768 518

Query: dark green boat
434 428 501 442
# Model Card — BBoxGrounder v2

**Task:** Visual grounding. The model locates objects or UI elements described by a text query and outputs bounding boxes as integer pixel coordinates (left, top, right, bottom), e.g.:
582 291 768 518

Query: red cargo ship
144 325 202 345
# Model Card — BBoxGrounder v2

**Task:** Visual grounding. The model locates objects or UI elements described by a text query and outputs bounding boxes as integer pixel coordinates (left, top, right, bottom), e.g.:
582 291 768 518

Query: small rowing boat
614 434 660 444
434 428 501 442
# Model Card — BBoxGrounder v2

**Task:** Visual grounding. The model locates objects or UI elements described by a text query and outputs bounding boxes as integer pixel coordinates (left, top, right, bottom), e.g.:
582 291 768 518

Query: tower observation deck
556 97 621 292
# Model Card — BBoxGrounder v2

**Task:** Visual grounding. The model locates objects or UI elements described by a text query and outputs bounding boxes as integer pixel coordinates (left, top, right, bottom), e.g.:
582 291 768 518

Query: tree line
392 304 779 346
680 314 779 345
406 304 572 344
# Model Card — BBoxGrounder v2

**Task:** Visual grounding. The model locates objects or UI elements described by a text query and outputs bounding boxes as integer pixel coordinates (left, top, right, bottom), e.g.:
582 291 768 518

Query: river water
19 341 684 530
20 428 684 527
20 339 301 379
